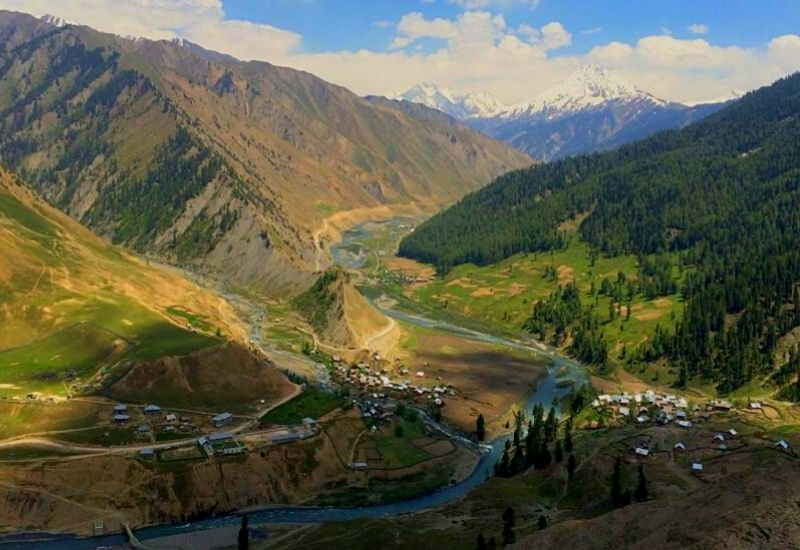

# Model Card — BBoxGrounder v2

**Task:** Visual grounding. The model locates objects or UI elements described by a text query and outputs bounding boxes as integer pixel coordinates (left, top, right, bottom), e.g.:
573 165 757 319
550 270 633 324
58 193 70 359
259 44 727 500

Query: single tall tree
567 454 576 481
502 507 516 547
537 515 548 530
477 533 487 550
634 463 648 502
611 457 622 507
238 514 249 550
477 414 486 441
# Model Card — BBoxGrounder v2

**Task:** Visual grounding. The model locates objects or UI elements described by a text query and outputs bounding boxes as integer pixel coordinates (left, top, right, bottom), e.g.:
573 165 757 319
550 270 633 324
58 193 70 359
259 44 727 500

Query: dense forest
400 72 800 394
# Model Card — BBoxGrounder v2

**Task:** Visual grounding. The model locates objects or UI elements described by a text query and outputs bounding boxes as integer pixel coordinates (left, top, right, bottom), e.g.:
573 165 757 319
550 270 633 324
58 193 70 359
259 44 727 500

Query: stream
0 219 588 549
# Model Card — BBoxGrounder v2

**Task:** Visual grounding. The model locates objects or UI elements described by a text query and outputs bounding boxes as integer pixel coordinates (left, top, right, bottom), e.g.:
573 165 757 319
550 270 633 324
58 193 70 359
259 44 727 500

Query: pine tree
501 507 516 547
476 414 486 441
537 515 548 530
555 439 564 463
564 417 573 453
477 533 487 550
487 537 497 550
634 464 648 502
567 454 576 481
611 457 622 507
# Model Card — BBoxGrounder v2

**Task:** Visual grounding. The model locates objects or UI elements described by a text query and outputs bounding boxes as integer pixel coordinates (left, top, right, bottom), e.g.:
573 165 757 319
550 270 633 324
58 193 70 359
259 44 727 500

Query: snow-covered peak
502 64 665 120
395 83 506 119
685 89 744 107
40 14 69 28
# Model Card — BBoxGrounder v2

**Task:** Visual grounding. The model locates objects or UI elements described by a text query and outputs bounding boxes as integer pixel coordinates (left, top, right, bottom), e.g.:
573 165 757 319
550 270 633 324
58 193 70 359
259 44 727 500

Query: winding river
0 220 588 549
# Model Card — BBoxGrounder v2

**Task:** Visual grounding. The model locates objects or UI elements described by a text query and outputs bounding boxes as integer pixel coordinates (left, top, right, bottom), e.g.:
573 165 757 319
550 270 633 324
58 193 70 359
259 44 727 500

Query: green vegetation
53 427 140 446
292 269 344 333
0 445 82 461
372 419 431 468
0 324 126 396
261 387 343 425
402 73 800 395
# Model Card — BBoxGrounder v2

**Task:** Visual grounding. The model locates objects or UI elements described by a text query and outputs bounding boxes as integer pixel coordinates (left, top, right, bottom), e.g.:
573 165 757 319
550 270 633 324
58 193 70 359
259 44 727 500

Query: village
593 389 795 475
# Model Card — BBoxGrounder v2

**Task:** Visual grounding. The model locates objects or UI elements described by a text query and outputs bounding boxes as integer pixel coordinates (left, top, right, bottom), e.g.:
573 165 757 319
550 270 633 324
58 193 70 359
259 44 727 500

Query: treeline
401 72 800 394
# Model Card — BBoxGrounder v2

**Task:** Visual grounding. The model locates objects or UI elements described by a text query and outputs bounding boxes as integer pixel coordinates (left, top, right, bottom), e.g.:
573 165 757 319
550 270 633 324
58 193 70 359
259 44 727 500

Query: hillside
0 11 531 293
400 72 800 395
0 161 244 398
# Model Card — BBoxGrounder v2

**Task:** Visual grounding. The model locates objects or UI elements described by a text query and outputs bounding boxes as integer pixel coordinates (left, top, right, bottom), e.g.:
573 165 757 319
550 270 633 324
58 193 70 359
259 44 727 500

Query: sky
3 0 800 105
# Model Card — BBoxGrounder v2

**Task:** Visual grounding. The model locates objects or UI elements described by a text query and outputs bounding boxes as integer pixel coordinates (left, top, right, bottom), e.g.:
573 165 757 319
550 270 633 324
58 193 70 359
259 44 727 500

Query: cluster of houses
112 403 199 438
267 418 318 445
331 357 454 410
593 391 747 429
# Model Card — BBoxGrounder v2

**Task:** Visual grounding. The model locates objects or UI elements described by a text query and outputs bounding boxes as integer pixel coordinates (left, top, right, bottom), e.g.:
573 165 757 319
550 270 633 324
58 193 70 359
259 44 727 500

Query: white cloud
688 23 709 35
3 1 800 106
581 27 602 35
0 0 301 60
448 0 540 9
661 26 672 36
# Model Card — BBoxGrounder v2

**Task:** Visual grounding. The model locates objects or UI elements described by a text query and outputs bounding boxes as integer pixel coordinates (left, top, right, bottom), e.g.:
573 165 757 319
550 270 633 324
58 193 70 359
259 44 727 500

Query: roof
635 447 650 456
113 414 130 421
674 443 686 450
114 404 128 411
727 428 738 436
269 433 300 443
198 437 209 445
302 417 317 425
692 463 704 471
209 432 234 442
138 425 151 432
140 449 154 456
211 412 233 422
777 440 790 449
713 434 726 441
144 404 161 412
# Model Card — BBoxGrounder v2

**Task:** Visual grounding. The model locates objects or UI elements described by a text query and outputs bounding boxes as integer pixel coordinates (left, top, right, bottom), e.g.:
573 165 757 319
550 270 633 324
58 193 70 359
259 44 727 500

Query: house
726 428 738 437
635 447 650 457
416 371 425 377
269 432 300 444
144 404 161 415
776 440 790 450
140 449 154 460
636 415 649 423
674 443 686 451
713 434 726 442
676 410 687 419
302 418 317 429
692 463 704 472
749 402 763 410
618 406 631 417
198 436 214 457
714 400 733 411
209 432 234 443
211 412 233 427
165 413 177 423
164 425 175 433
113 414 130 424
113 404 128 414
138 424 151 434
677 420 693 428
718 444 729 451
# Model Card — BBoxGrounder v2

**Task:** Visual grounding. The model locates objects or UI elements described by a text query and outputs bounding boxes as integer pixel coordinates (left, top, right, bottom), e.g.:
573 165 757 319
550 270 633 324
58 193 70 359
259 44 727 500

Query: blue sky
4 0 800 104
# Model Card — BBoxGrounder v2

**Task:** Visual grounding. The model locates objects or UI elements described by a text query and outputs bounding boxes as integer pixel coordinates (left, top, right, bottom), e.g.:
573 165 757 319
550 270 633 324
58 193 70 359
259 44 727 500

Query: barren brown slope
0 11 531 293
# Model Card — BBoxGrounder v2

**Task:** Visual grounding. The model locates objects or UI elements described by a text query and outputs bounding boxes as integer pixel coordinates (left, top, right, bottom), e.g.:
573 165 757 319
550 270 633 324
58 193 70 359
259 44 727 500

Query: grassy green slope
0 166 230 397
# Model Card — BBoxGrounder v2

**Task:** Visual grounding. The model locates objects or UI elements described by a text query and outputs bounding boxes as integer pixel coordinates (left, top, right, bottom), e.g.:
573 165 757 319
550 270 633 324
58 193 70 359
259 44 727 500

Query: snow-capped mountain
685 89 744 107
394 83 505 120
501 64 667 121
394 65 735 161
40 14 69 27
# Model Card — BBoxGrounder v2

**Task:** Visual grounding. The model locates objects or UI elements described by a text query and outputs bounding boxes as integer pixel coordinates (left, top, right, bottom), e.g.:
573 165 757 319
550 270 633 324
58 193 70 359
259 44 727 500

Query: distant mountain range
395 65 740 161
0 11 530 293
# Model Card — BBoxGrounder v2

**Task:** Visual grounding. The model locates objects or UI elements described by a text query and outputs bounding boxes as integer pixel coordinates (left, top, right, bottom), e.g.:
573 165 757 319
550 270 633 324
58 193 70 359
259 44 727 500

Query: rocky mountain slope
0 11 531 293
397 65 731 161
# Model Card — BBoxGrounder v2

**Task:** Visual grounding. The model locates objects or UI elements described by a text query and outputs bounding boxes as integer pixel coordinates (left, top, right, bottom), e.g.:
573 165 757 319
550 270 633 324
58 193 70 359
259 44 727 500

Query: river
0 220 588 549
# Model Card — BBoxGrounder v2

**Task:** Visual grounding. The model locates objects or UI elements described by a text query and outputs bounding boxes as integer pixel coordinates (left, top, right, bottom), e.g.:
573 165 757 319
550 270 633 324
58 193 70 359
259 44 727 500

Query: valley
0 6 799 550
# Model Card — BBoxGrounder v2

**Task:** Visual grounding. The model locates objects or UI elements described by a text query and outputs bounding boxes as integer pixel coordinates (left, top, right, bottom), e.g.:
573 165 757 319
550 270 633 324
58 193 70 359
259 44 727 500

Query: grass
412 239 686 362
263 325 313 354
371 418 432 468
52 426 140 446
0 445 81 461
0 323 127 397
158 445 205 462
165 306 215 333
260 387 343 425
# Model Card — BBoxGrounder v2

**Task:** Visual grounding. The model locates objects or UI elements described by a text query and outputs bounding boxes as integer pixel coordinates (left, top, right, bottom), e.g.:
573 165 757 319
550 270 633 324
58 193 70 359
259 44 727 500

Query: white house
727 428 738 437
692 463 704 472
677 420 693 428
713 434 726 442
776 440 790 450
635 447 650 457
674 443 686 451
749 402 762 409
618 406 631 417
